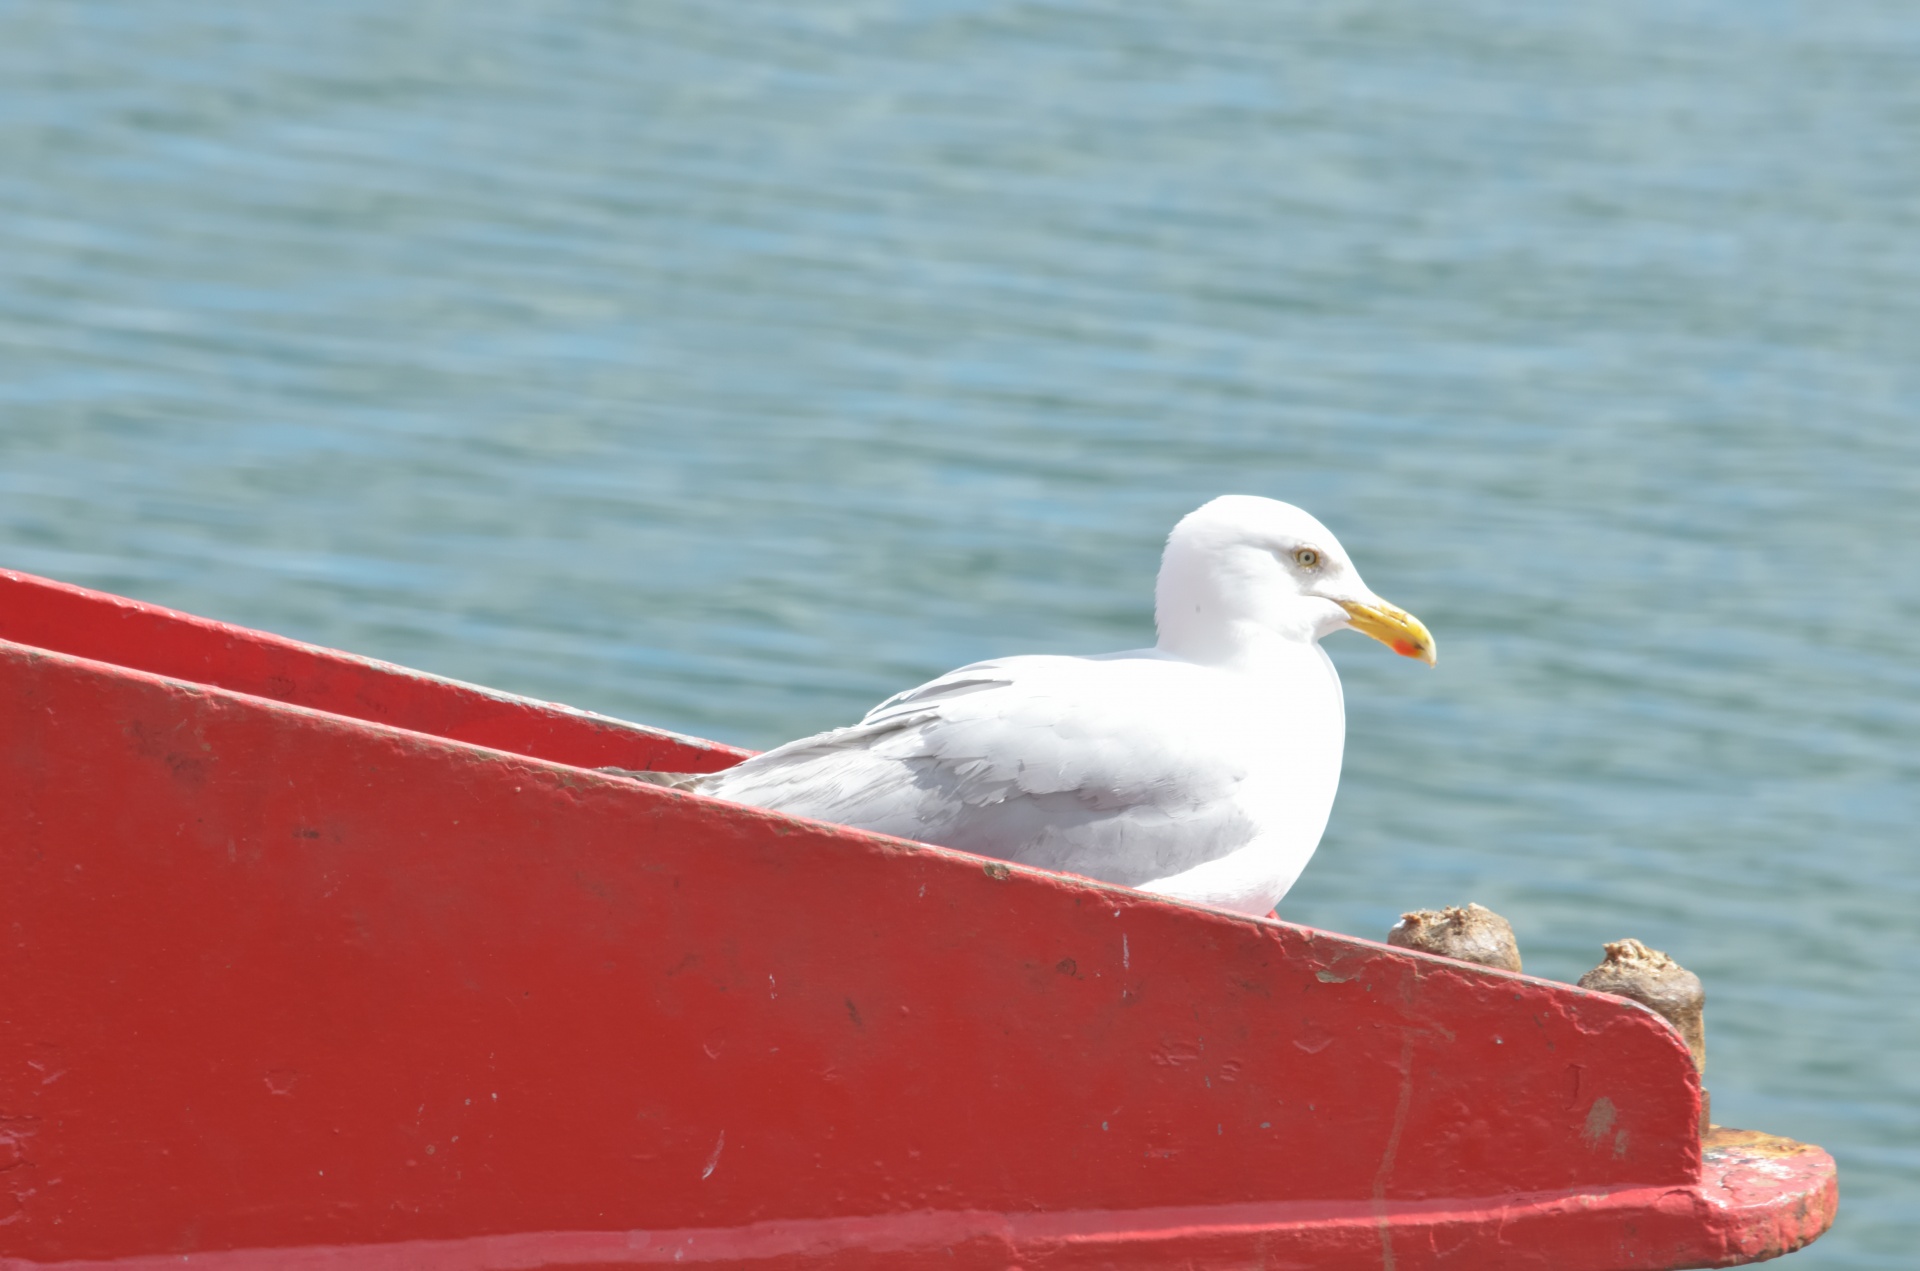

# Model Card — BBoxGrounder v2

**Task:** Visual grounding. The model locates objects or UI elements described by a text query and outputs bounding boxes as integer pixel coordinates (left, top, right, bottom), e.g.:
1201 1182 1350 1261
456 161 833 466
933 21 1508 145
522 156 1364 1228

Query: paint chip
1582 1097 1618 1148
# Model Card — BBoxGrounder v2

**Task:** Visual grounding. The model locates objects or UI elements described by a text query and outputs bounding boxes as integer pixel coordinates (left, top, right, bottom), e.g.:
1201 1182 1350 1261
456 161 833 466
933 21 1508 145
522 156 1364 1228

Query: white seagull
640 496 1434 916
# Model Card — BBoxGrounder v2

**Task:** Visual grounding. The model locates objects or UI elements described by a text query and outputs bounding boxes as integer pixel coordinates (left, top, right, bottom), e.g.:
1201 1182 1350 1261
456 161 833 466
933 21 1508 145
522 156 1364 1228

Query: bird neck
1154 617 1323 671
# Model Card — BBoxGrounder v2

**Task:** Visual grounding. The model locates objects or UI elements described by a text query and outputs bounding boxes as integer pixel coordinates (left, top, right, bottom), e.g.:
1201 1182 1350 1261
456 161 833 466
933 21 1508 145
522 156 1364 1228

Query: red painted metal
0 569 748 775
0 571 1835 1269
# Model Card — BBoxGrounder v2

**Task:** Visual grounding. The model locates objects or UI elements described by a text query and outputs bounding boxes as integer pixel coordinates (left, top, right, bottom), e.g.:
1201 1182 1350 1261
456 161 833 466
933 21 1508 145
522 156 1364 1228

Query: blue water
3 4 1915 1263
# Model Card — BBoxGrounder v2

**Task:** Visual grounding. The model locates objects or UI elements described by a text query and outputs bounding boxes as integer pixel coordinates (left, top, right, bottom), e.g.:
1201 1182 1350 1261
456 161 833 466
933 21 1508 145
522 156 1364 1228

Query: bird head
1153 495 1436 667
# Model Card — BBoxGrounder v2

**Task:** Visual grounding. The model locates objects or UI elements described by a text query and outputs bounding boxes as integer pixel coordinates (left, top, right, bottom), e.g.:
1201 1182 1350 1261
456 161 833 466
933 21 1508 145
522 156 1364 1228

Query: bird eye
1293 548 1321 569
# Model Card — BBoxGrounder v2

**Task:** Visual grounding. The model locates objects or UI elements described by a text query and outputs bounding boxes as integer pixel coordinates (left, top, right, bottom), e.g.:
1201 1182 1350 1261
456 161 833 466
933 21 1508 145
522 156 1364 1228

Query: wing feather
701 652 1262 886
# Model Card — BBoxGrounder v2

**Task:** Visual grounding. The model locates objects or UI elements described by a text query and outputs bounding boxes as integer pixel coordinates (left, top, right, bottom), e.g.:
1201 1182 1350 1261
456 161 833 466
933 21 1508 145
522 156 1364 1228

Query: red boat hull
0 570 1834 1268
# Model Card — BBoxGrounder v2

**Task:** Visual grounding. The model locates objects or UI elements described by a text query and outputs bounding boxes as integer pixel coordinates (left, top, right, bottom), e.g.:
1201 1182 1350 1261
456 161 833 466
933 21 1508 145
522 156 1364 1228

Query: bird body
667 497 1432 917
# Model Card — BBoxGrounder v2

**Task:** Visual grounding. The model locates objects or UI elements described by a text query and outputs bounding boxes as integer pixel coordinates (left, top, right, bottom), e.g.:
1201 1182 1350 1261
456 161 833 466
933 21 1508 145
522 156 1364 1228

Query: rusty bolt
1386 903 1522 973
1578 939 1706 1076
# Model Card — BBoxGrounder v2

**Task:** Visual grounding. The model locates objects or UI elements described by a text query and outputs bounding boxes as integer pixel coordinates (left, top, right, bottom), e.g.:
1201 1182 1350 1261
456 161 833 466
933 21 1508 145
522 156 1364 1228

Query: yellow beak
1337 597 1437 666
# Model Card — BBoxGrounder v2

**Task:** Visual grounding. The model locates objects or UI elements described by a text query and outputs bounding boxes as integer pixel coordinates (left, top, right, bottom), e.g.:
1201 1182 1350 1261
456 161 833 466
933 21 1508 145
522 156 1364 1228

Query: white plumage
682 496 1434 917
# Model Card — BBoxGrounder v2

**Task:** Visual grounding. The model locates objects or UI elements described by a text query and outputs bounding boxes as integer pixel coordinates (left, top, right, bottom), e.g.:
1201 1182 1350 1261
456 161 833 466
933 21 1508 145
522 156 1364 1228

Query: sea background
2 3 1914 1264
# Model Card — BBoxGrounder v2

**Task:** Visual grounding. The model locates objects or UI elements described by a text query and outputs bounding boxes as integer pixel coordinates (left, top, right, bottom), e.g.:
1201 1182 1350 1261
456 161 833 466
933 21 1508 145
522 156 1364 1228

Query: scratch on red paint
1371 1034 1416 1271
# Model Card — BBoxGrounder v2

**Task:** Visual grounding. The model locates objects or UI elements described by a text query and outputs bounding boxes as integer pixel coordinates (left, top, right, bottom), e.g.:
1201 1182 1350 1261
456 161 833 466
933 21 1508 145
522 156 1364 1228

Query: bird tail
596 767 711 792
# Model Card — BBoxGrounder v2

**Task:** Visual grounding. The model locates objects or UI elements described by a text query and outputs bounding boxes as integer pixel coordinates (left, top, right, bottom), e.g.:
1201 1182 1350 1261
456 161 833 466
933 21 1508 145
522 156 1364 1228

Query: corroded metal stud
1386 903 1523 973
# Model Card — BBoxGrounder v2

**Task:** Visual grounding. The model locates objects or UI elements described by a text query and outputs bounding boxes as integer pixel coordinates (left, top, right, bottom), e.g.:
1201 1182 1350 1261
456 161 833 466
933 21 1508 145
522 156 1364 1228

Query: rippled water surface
4 3 1916 1263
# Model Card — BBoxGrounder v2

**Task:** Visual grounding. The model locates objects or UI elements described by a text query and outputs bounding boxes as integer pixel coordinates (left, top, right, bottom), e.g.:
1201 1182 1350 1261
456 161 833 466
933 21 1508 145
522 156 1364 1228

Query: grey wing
699 656 1257 887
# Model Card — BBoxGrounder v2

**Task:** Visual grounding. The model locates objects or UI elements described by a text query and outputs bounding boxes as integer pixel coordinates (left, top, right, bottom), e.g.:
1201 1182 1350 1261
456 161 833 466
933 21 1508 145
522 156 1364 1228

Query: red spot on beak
1391 640 1421 659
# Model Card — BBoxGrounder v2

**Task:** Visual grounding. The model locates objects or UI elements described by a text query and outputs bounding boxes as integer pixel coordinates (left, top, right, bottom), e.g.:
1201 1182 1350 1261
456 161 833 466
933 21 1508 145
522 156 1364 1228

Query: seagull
631 496 1434 916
